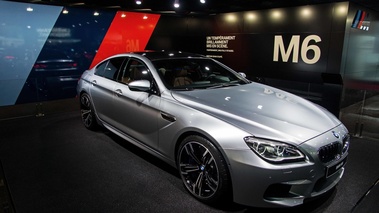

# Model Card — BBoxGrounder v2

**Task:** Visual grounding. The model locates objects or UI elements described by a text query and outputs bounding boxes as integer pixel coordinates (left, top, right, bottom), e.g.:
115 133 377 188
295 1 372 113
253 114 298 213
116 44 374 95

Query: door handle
114 89 123 96
91 80 97 85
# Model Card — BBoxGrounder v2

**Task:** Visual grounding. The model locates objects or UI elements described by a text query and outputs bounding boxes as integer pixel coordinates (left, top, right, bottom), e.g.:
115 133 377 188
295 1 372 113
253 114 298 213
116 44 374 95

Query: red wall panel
91 12 160 68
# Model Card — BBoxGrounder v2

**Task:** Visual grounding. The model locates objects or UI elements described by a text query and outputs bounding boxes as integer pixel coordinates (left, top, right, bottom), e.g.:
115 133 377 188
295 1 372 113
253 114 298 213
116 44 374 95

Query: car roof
130 51 206 61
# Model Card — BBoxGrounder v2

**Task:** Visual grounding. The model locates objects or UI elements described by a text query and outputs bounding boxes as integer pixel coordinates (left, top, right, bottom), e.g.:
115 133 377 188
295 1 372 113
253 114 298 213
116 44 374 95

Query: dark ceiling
7 0 379 14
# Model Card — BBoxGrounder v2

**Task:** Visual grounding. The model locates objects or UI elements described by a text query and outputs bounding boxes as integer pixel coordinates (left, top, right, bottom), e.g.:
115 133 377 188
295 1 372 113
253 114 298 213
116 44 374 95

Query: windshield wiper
171 87 194 91
206 83 240 89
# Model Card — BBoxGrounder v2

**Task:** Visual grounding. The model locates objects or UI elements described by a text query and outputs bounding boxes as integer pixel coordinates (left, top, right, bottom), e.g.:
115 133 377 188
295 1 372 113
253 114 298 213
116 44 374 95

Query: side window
94 61 108 77
103 57 126 80
119 59 151 84
95 57 126 81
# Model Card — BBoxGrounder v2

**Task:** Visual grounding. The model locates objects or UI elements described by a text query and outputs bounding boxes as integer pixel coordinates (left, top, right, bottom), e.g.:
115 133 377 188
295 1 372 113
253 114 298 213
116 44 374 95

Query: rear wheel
177 135 230 203
80 93 98 130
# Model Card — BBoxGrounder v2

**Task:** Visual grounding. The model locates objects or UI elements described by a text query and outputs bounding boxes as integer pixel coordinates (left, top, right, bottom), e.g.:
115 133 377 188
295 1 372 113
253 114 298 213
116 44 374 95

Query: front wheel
177 135 231 204
80 93 98 130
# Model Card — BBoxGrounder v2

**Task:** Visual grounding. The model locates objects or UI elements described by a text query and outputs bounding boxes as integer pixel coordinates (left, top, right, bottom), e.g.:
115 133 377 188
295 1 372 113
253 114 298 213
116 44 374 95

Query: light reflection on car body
77 51 349 208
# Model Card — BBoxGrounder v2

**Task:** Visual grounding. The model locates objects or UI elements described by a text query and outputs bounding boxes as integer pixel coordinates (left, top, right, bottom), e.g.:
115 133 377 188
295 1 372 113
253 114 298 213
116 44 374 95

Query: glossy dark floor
0 102 378 212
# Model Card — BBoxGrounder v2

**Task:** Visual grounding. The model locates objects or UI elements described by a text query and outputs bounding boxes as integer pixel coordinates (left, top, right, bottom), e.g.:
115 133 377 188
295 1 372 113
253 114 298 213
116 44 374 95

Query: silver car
77 51 349 208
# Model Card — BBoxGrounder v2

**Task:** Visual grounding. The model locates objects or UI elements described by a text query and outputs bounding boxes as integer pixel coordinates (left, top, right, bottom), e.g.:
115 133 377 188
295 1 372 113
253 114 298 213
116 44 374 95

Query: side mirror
238 72 247 78
128 80 151 92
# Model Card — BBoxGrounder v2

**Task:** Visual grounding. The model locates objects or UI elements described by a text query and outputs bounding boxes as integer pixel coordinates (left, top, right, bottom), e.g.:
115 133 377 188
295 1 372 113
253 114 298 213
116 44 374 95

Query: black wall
147 2 349 115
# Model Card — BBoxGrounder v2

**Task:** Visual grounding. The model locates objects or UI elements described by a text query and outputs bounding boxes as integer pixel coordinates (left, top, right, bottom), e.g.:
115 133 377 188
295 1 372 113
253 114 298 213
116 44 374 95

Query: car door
111 58 161 149
89 56 126 125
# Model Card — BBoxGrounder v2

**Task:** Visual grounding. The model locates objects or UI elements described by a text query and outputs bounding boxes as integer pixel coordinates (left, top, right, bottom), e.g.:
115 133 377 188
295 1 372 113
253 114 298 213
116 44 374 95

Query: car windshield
152 58 249 90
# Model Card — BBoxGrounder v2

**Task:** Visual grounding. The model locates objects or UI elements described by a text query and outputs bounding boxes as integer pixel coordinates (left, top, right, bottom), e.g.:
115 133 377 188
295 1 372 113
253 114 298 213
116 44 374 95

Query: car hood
171 83 341 144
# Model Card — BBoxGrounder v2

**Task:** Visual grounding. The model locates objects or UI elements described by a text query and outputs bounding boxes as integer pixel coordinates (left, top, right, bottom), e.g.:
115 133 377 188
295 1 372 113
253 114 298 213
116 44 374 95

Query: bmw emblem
332 131 340 139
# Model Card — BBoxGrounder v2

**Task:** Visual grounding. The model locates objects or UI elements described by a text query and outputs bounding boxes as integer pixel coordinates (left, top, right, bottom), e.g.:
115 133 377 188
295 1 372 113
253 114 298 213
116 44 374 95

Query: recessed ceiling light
174 0 180 8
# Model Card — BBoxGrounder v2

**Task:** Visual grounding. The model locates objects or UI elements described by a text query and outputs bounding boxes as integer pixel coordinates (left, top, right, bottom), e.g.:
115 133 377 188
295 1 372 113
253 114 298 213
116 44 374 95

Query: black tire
80 93 98 130
177 135 231 204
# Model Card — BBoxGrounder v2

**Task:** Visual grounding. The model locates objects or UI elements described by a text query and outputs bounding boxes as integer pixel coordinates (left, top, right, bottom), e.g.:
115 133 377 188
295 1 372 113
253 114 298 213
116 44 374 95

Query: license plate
326 157 347 178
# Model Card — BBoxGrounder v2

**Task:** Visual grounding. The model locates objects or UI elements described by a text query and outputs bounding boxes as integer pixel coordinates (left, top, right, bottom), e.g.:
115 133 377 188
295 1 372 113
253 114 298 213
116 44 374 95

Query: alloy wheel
80 93 96 129
178 141 220 199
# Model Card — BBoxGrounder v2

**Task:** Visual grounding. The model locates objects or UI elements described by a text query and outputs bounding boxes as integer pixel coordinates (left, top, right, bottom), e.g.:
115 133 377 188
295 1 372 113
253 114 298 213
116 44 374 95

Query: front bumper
225 126 349 208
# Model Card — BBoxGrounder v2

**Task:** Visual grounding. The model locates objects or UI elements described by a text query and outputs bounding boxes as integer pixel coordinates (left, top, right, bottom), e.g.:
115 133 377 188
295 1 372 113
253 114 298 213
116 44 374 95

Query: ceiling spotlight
62 8 69 14
174 0 180 8
200 0 206 3
136 0 142 5
26 6 33 12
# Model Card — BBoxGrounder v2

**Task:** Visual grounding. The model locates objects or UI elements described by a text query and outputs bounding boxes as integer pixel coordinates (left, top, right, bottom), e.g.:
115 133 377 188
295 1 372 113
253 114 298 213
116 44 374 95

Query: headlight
244 136 305 163
342 134 350 154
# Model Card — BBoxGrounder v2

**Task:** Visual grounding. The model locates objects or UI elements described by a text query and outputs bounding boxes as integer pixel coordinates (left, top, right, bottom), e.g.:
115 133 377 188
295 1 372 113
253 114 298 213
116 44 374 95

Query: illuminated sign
352 10 370 31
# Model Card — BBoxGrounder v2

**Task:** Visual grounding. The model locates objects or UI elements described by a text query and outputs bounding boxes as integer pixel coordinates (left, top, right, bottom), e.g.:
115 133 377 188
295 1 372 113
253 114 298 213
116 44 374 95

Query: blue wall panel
0 1 62 106
15 7 116 104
